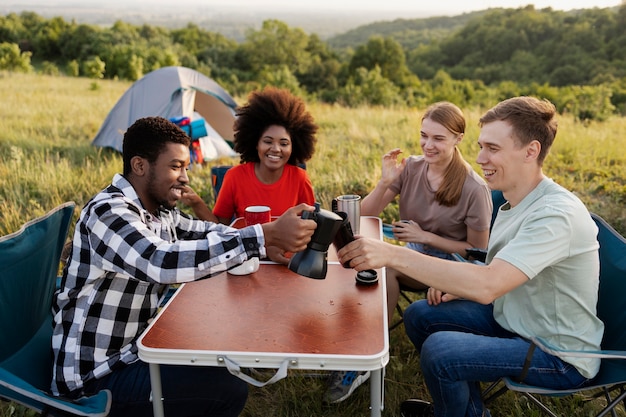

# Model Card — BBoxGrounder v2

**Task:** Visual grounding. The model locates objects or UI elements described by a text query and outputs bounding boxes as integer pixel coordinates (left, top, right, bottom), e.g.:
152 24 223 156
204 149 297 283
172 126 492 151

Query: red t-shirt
212 162 315 220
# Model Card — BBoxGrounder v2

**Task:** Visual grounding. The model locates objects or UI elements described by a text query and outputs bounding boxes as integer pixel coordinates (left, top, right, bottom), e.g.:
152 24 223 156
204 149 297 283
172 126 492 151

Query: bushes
0 42 32 72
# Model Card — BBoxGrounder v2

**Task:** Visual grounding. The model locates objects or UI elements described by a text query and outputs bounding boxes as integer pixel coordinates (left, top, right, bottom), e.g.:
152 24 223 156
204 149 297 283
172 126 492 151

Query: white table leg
370 368 384 417
149 363 165 417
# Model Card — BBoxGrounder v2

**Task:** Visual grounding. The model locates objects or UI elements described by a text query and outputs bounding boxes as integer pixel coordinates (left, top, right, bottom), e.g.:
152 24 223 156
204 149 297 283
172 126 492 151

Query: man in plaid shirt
51 116 317 416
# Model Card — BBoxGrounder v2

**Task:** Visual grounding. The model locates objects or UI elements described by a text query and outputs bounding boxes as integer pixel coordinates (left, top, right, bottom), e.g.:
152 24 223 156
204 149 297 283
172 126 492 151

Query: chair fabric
482 212 626 417
0 202 112 417
489 189 506 229
211 165 233 202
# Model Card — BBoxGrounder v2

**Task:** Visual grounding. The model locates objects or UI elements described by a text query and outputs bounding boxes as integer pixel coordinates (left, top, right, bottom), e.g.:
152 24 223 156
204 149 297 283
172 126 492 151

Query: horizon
1 0 623 41
3 0 623 17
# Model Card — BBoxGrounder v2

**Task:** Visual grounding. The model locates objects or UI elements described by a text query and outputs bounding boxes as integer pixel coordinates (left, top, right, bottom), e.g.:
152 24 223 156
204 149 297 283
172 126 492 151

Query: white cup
228 257 260 275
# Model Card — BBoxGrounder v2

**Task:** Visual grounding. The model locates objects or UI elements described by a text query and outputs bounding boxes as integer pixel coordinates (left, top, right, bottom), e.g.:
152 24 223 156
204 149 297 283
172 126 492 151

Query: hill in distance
1 0 461 41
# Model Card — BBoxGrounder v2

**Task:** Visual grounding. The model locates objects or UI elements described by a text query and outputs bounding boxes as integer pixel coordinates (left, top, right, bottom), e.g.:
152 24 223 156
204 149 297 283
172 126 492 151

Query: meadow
0 72 625 417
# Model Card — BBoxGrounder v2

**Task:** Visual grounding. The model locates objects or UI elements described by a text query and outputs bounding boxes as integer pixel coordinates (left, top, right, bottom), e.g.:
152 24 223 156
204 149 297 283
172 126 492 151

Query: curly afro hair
233 86 318 165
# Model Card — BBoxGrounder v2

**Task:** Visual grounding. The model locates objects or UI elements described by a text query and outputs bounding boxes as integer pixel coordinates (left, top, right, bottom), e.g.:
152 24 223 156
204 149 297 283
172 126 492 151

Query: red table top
138 217 388 369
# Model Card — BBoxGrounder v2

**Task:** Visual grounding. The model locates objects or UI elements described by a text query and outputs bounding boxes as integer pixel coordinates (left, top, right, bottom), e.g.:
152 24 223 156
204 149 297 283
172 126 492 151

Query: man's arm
86 198 266 284
337 237 527 304
261 204 317 254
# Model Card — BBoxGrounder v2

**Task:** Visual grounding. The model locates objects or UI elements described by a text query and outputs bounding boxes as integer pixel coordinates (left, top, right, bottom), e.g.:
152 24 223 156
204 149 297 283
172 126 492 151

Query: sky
205 0 622 15
3 0 622 18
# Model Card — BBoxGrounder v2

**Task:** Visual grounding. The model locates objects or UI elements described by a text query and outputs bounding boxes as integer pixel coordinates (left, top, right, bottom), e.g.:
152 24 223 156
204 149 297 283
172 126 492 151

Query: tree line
1 5 626 121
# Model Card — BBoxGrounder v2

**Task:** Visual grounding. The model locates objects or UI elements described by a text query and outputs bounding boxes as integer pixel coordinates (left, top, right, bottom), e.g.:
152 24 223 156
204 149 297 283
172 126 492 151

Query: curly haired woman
182 86 318 263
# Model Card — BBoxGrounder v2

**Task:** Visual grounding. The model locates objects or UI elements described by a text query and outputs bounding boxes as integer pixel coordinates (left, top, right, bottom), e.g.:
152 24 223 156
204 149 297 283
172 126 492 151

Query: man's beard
146 169 176 210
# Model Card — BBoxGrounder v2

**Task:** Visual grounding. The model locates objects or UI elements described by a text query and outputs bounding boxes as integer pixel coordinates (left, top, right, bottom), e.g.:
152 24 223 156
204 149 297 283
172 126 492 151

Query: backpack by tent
91 66 238 160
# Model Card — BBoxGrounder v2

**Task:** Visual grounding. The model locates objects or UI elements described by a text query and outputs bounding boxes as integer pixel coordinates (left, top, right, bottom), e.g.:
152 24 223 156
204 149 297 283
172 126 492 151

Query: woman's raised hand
380 148 406 186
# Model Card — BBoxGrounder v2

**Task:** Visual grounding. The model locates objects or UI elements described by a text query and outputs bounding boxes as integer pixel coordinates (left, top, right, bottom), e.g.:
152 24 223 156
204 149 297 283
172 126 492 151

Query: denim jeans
86 361 248 417
404 299 589 417
407 242 455 261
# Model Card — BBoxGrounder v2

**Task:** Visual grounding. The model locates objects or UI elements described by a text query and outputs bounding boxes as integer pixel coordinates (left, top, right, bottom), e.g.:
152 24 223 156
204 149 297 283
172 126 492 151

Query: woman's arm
180 186 219 223
361 186 398 216
361 148 405 216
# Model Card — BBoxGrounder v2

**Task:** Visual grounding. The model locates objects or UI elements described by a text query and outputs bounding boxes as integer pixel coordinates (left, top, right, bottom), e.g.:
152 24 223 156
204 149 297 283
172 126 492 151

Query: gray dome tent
91 66 238 159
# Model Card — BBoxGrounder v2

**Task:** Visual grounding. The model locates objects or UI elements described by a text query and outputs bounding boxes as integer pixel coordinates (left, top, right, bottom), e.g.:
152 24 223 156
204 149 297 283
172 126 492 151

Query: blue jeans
86 361 248 417
404 299 589 417
407 242 455 261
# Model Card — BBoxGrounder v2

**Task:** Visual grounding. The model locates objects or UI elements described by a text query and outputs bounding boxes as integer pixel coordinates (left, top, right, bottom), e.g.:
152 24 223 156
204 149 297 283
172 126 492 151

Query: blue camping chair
482 212 626 417
0 202 112 417
211 165 233 202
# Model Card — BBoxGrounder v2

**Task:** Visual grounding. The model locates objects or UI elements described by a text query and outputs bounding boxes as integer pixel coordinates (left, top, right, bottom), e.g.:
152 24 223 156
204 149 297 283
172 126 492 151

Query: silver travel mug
335 194 361 235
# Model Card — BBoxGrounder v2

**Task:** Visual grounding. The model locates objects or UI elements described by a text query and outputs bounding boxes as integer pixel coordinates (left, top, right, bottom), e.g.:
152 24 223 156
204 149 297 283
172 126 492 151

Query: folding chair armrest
451 253 468 262
0 368 111 417
465 248 487 263
452 252 485 265
531 337 626 360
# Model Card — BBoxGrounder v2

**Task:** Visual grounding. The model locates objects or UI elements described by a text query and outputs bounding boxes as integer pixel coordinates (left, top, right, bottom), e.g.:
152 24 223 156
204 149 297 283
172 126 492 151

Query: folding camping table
138 216 389 417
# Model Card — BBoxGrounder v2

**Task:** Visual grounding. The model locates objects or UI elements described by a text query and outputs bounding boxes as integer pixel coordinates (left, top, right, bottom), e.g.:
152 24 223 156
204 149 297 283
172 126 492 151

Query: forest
1 4 626 121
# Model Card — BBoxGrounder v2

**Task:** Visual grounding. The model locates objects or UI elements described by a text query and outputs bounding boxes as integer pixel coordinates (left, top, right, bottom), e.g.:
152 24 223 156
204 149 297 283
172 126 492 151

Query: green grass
1 72 625 416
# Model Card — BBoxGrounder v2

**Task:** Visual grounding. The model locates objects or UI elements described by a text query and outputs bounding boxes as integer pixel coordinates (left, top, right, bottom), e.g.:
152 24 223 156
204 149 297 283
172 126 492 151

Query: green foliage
327 12 484 51
0 42 32 72
559 85 616 122
40 60 59 76
348 36 413 87
0 13 28 44
256 64 304 95
81 55 105 79
296 34 343 98
338 66 402 107
2 6 626 119
240 19 312 74
410 5 623 88
66 59 79 77
427 70 486 108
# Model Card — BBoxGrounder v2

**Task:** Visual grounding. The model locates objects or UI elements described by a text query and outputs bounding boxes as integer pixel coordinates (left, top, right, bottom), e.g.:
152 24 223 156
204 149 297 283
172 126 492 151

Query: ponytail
435 147 469 206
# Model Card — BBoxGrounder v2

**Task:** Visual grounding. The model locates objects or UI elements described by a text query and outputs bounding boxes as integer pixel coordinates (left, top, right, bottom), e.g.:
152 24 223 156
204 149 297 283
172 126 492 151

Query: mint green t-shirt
490 178 603 379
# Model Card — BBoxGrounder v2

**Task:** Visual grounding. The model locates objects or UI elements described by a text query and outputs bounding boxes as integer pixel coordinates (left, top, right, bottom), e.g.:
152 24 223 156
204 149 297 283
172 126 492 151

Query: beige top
389 155 492 241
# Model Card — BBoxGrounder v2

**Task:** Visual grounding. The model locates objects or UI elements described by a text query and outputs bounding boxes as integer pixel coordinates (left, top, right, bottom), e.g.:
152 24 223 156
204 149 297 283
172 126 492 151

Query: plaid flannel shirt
51 174 266 396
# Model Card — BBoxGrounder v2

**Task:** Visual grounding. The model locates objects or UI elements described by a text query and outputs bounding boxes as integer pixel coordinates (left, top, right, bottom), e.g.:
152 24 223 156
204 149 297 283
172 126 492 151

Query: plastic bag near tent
192 112 236 162
171 113 237 165
171 116 208 140
92 66 238 162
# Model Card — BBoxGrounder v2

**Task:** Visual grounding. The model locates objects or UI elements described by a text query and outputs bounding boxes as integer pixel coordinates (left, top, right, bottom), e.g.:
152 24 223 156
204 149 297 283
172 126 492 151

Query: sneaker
322 370 371 404
400 399 434 417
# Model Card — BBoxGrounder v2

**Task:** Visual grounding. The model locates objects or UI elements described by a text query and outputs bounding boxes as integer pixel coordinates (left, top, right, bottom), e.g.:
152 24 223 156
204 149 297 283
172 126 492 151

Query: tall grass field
1 72 624 417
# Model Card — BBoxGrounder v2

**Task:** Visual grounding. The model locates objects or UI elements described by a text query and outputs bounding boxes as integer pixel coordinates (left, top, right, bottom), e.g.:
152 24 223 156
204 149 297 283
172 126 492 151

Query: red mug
244 206 271 226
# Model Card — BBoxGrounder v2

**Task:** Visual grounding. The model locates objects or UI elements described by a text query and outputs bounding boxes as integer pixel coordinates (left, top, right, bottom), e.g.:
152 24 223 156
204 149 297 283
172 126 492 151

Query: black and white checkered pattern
51 174 265 396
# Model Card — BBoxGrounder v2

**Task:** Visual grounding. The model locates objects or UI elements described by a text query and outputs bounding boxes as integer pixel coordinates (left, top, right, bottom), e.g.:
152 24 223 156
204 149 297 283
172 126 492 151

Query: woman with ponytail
361 102 493 322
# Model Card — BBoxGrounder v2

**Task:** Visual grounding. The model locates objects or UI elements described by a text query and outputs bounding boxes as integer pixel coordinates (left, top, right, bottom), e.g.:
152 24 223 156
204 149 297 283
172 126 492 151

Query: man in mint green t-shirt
336 96 602 417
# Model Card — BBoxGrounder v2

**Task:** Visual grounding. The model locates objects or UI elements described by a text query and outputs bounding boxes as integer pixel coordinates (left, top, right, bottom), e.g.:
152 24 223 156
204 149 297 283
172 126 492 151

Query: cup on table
244 205 271 226
228 257 260 275
334 194 361 235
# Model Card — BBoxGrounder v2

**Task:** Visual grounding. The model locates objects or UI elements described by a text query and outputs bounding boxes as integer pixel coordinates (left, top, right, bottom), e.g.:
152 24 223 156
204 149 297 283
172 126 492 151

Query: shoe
400 399 434 417
322 370 371 404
